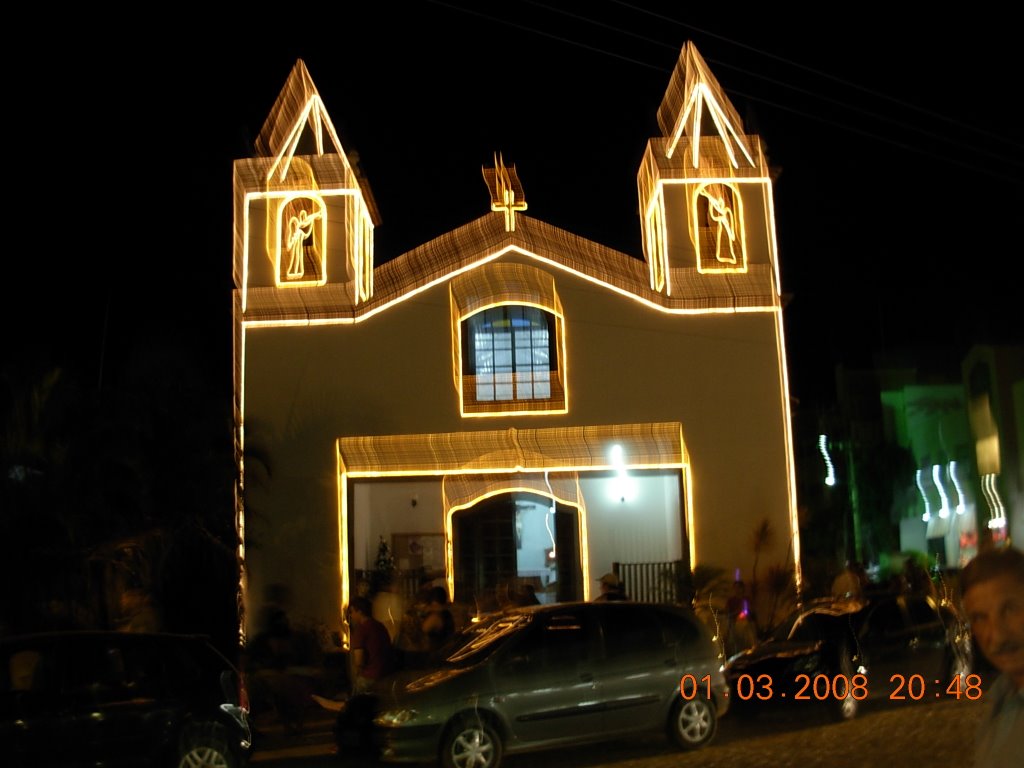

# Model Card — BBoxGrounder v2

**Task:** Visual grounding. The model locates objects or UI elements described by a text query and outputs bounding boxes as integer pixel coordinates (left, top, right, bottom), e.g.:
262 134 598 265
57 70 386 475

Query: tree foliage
1 338 239 653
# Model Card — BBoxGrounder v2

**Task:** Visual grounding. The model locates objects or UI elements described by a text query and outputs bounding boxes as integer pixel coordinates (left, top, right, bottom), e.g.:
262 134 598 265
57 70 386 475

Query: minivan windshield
439 613 531 666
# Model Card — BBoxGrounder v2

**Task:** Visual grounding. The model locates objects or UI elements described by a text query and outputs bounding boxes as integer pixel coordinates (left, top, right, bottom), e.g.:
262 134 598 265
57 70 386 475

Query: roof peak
656 42 755 169
255 59 353 183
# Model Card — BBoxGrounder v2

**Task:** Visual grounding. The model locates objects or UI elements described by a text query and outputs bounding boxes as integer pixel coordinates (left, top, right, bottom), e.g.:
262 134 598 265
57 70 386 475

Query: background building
797 344 1022 590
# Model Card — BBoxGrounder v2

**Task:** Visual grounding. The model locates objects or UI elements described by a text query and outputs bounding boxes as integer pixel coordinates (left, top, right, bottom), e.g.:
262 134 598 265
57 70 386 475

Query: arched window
450 264 567 416
464 305 555 402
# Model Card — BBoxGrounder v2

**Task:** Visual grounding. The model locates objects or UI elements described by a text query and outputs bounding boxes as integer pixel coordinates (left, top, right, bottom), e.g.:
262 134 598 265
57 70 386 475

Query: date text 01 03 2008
683 673 984 703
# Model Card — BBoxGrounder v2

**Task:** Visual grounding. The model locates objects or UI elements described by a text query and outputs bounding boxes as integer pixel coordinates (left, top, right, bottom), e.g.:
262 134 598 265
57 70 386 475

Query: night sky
8 2 1023 407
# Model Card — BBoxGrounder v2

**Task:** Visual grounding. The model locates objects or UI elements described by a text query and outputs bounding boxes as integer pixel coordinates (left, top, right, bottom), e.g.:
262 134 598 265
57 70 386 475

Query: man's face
963 573 1024 688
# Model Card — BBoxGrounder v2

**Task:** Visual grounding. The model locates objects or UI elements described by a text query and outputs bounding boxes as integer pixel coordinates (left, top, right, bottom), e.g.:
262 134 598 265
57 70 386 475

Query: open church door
553 505 582 602
453 496 517 608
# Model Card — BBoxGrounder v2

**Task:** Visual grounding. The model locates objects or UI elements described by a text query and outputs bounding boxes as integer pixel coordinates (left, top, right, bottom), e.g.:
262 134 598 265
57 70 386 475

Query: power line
522 0 1022 173
429 0 1022 182
425 0 663 71
609 0 1024 152
729 87 1024 185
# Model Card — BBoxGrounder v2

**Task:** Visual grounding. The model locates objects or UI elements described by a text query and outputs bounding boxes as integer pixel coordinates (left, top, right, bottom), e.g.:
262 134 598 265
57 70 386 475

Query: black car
724 592 971 720
369 601 728 768
0 630 253 767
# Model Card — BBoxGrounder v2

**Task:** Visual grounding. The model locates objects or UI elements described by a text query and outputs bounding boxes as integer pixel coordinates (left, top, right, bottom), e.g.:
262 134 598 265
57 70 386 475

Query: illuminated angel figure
285 207 321 279
700 184 739 264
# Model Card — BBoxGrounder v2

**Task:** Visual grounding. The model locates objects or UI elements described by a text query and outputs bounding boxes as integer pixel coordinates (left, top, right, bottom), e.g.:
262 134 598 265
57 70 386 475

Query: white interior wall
353 479 445 571
580 470 682 577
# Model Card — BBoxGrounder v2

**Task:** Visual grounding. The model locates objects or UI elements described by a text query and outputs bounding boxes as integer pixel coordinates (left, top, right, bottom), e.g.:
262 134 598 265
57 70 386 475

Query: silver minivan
371 601 728 768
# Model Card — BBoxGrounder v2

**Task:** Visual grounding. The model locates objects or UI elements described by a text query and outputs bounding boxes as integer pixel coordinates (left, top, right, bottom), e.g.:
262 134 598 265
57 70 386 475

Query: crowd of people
247 549 1024 767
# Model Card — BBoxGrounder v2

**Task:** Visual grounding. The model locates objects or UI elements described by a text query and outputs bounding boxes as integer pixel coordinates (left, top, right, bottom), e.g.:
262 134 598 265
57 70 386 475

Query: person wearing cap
594 572 629 601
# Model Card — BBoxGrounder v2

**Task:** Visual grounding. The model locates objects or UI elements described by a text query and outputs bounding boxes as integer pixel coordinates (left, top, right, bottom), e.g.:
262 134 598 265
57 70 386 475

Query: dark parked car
0 630 253 767
724 592 971 720
368 601 728 768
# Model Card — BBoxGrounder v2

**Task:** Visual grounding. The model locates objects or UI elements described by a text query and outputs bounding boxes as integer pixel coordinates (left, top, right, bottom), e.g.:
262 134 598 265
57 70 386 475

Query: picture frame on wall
392 533 444 573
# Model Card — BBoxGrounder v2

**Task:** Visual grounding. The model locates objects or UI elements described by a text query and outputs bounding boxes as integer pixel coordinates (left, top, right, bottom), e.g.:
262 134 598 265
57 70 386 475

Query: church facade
232 44 801 643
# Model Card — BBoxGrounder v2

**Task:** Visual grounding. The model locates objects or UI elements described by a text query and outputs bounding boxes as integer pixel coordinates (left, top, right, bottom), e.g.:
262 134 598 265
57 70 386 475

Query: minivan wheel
177 721 237 768
668 695 717 750
441 716 503 768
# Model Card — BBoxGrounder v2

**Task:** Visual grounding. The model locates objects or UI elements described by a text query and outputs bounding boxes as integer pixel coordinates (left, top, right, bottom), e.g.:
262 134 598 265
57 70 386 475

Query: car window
767 602 863 643
789 613 830 642
770 608 803 641
5 648 46 693
56 637 128 704
163 640 210 695
655 608 701 647
500 611 590 672
602 606 663 658
768 607 825 642
118 638 173 699
863 599 907 640
443 614 531 666
59 638 100 690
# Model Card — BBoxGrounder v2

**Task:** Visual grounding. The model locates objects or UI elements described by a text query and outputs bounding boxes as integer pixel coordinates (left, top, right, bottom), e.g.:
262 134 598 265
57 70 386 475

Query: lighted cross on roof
482 152 527 232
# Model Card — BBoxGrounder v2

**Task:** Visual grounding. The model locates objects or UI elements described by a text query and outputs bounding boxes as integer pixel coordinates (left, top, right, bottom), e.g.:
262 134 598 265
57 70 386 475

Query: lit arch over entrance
335 422 691 645
446 483 589 610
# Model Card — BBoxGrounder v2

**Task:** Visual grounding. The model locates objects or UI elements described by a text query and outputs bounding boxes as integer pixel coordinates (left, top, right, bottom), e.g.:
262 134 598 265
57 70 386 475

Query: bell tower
232 59 380 309
638 43 780 297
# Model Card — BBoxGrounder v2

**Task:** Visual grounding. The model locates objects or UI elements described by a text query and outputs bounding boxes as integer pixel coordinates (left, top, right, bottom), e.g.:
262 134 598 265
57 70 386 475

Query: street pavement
252 695 986 767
